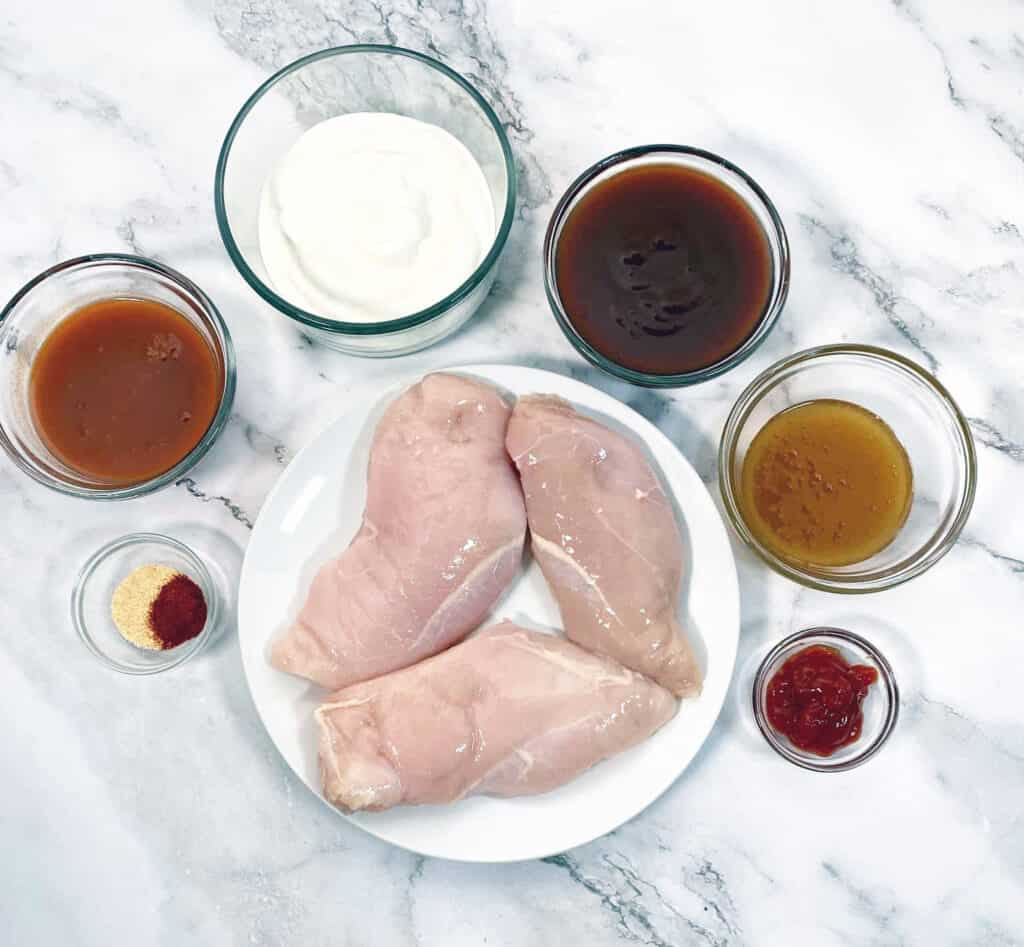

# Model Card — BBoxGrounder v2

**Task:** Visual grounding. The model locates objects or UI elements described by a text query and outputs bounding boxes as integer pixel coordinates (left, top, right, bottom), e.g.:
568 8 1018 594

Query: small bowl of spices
72 533 219 673
752 627 899 772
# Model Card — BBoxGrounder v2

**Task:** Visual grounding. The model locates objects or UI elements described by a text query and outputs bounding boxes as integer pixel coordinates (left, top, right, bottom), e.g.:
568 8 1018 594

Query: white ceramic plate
238 364 739 862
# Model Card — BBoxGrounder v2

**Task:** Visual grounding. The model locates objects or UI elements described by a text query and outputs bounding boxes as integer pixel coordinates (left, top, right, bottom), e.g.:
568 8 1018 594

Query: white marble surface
2 1 1022 944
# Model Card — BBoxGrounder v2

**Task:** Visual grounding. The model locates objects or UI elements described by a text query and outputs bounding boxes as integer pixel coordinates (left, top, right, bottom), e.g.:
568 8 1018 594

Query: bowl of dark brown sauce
544 145 789 386
0 254 235 498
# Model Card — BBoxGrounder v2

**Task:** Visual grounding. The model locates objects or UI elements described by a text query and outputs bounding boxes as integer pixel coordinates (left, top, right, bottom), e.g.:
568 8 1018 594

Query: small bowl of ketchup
0 253 235 499
752 627 899 772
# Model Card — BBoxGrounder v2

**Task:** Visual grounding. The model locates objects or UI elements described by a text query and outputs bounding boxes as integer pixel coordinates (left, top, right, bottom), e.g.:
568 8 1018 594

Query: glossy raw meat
506 395 702 697
271 373 526 690
315 621 677 811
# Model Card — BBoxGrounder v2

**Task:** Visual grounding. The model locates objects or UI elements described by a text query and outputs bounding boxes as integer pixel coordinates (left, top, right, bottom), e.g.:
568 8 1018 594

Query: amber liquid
29 298 223 485
555 163 773 375
739 400 913 567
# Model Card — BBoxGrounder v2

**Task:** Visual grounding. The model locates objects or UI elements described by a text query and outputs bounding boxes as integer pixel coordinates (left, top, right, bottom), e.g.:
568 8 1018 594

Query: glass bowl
752 627 899 772
0 253 236 499
543 144 789 387
216 44 517 356
72 533 219 674
719 344 976 592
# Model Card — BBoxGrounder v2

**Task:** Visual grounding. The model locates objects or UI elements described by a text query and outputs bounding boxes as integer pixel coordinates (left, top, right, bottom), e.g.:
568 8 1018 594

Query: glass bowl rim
752 626 900 772
718 342 977 592
0 252 237 500
542 143 791 388
70 531 220 675
214 43 518 336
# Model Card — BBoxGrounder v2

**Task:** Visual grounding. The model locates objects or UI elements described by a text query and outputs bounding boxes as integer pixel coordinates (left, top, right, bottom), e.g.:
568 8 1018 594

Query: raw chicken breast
506 395 702 697
272 373 526 690
315 621 677 811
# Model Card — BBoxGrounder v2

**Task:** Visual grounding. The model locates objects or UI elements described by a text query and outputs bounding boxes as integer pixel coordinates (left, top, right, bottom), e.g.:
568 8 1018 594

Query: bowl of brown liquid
0 254 235 499
719 345 976 592
544 145 789 386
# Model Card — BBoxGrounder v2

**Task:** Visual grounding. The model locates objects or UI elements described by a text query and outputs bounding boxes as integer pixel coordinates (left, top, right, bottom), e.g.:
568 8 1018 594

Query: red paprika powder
148 573 207 649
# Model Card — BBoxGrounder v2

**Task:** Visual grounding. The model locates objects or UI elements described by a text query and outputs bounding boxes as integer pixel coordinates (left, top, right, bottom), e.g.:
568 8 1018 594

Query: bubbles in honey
739 399 912 567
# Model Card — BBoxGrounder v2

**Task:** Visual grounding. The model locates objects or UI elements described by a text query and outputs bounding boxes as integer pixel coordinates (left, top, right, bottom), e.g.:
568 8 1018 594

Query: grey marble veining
2 1 1023 944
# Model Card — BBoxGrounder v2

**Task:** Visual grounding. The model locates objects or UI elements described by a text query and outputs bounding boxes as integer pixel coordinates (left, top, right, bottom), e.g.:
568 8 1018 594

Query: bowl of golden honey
719 344 976 592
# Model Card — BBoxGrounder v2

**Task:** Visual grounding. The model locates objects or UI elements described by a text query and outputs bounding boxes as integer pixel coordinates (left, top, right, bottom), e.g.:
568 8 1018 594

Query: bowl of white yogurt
216 45 517 356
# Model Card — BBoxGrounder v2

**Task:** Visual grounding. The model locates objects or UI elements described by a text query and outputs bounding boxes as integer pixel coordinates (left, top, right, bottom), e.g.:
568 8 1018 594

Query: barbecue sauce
29 298 223 485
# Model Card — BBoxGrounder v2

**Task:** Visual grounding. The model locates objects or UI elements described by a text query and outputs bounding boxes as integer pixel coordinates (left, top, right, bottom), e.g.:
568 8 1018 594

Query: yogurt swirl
259 112 495 322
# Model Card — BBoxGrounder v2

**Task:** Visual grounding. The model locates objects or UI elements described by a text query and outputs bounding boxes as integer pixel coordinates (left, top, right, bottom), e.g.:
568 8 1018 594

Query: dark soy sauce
555 163 773 376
